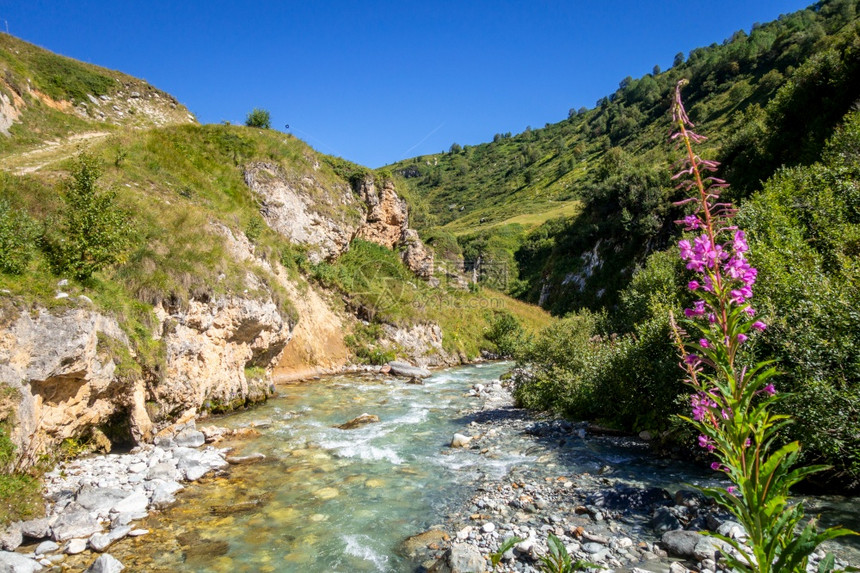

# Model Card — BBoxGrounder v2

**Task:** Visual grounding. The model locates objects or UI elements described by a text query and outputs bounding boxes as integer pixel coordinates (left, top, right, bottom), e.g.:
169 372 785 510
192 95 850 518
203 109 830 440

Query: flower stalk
669 80 856 573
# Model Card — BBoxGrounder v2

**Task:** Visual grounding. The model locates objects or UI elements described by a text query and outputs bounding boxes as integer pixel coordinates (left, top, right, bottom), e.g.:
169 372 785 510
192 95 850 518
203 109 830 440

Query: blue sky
2 1 812 167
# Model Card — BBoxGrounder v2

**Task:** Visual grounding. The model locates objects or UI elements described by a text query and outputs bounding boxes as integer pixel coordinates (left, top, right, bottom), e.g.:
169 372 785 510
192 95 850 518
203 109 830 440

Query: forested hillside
390 0 860 490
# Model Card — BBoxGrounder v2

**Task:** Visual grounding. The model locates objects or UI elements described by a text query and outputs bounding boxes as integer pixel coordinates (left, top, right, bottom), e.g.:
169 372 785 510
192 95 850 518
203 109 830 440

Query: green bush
484 310 527 357
42 153 134 280
245 108 271 129
0 200 35 274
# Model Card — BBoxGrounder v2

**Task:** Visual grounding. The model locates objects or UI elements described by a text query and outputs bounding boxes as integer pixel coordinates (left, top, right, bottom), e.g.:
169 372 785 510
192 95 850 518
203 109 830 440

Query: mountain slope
0 36 552 484
389 0 860 313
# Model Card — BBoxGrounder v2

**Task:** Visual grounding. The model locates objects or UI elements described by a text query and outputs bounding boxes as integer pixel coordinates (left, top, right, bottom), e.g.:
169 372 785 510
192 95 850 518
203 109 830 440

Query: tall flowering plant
668 80 856 573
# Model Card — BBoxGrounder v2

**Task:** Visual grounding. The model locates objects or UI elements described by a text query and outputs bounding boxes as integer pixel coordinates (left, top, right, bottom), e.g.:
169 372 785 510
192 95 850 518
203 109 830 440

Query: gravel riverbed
414 379 852 573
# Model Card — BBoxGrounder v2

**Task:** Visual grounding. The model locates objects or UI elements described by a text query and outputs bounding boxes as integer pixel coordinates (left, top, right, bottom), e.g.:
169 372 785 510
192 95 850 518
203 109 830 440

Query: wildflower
688 280 700 291
727 486 737 495
684 300 706 318
737 333 748 343
698 435 716 452
752 321 767 331
711 462 724 472
699 338 709 348
763 383 776 396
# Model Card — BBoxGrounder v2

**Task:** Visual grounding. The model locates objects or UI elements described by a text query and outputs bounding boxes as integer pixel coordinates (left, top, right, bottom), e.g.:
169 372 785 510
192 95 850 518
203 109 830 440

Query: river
103 362 859 571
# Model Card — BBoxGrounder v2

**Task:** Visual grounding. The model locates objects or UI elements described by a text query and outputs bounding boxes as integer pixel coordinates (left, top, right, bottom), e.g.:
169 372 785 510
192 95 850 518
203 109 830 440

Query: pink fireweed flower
711 462 725 472
699 339 710 348
684 300 706 319
737 333 748 343
698 435 716 452
744 306 756 317
752 321 767 331
708 313 716 323
727 486 737 495
763 383 776 396
684 354 701 367
681 214 700 230
688 280 700 291
733 230 749 254
691 393 716 422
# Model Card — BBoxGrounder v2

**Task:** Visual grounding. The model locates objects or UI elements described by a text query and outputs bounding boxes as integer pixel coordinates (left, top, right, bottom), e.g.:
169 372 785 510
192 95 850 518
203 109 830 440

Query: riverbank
418 379 857 573
1 363 855 572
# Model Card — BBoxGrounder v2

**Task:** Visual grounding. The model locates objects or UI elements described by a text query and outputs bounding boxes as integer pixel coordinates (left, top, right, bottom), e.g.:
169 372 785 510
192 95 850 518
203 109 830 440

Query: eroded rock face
0 307 151 465
381 323 459 368
356 177 409 249
243 162 362 263
154 296 292 414
400 229 434 279
0 291 292 467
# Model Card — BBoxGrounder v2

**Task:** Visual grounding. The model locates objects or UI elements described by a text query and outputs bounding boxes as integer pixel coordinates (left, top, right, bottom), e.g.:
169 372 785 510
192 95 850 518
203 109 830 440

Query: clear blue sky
2 1 812 167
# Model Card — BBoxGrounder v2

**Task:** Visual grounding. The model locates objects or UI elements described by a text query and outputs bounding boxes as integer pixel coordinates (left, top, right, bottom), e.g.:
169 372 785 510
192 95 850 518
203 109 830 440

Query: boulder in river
85 553 125 573
451 433 472 448
0 551 42 572
661 529 704 558
428 542 486 573
337 414 380 430
387 361 431 379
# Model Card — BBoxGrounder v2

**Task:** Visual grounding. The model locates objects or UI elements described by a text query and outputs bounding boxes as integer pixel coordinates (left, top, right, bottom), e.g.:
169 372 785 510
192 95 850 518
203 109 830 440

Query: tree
673 52 685 67
44 154 133 280
245 108 271 129
652 64 661 75
449 142 462 154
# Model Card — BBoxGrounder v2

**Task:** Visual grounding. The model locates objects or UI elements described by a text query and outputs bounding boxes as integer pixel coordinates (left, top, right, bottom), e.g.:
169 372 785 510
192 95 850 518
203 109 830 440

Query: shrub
245 108 271 129
484 310 527 357
0 200 35 274
42 153 134 280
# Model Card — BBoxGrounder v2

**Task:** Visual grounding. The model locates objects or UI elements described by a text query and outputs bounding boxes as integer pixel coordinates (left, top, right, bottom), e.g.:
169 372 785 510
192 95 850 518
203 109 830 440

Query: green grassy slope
0 32 195 156
389 0 860 313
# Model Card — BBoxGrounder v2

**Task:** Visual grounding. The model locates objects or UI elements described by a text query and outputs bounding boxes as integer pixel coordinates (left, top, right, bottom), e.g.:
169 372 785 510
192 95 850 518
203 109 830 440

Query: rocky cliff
0 290 292 467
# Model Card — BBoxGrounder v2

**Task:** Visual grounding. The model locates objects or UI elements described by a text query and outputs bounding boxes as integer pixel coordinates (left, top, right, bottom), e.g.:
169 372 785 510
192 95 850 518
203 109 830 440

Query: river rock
111 492 148 515
387 361 431 379
336 414 380 430
52 510 102 542
85 553 124 573
174 429 205 448
693 536 727 561
428 542 486 573
20 517 53 539
88 526 131 552
64 538 88 554
651 506 682 533
451 434 472 448
0 526 22 550
0 551 43 572
717 520 746 540
226 453 266 465
34 540 59 555
76 487 128 515
674 489 706 508
400 529 450 559
661 529 704 558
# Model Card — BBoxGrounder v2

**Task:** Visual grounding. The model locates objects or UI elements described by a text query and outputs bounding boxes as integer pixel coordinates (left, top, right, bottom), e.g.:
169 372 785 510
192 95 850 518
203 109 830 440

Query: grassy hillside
389 0 860 312
384 0 860 489
0 32 195 157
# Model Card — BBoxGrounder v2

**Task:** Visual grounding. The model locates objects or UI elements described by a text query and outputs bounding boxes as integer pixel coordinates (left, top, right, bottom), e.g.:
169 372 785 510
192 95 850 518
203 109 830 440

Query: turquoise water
110 363 527 572
105 362 859 571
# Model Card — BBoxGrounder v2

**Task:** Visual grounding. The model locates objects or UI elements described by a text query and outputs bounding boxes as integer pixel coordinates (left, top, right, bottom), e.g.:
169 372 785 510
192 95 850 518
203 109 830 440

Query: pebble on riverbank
418 378 851 573
0 418 234 571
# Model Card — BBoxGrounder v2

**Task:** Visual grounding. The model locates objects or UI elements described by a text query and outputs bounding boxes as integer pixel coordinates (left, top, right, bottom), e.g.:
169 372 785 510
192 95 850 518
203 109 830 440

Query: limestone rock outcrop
243 162 363 263
0 292 292 468
355 176 409 249
0 307 150 466
153 296 292 414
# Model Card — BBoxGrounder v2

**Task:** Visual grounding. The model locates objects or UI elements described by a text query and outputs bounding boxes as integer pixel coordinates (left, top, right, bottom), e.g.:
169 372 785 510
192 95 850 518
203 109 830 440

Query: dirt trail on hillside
3 131 111 174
